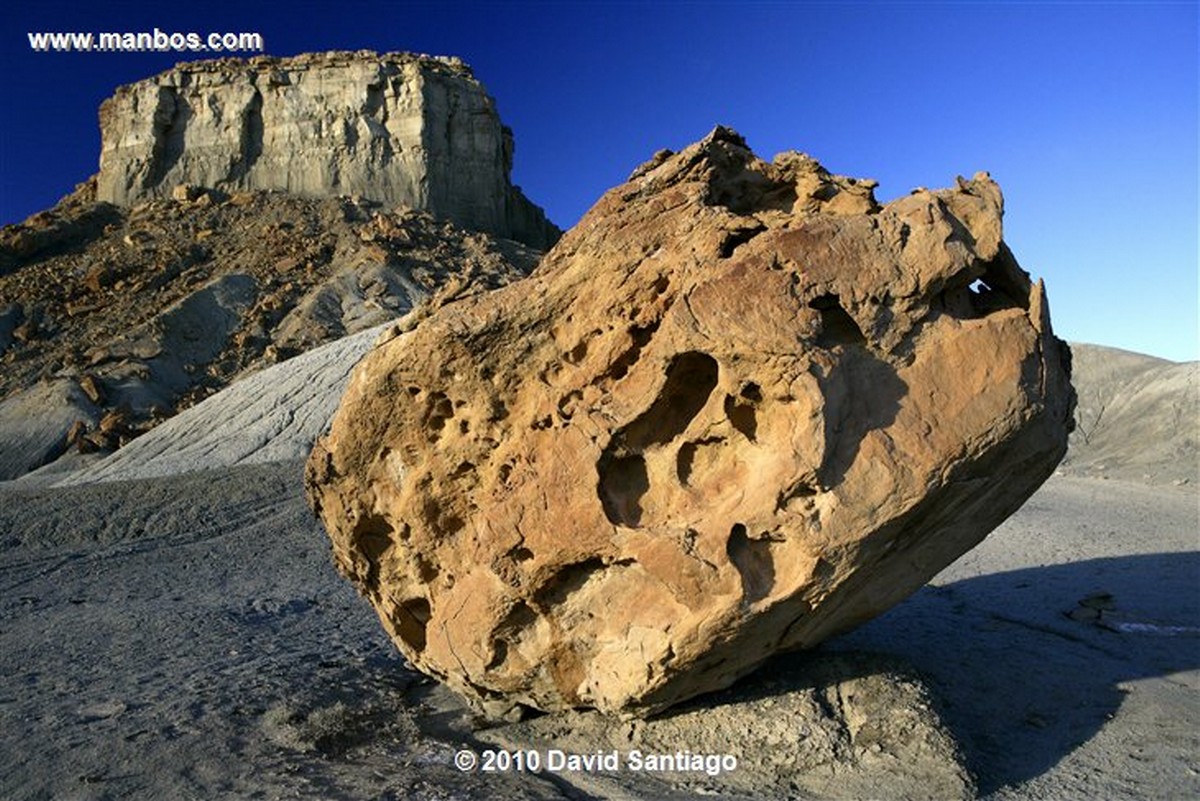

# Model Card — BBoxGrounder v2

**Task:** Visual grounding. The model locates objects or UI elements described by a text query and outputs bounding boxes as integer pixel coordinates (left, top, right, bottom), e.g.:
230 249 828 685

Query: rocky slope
1062 343 1198 485
95 51 560 250
0 183 540 480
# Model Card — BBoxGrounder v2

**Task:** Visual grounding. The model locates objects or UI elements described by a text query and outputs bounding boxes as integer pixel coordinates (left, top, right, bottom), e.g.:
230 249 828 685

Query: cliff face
95 51 560 249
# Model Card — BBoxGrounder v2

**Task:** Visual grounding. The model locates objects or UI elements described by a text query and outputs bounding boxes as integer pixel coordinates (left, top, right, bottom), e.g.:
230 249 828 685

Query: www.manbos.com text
28 28 265 54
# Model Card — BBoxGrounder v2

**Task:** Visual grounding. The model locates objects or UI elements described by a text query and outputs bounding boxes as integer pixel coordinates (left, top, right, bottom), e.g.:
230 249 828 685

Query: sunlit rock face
95 50 559 249
306 127 1075 719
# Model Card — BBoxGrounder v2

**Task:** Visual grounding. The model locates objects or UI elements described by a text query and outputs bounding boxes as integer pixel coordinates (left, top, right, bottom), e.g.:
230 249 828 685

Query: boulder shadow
818 551 1200 794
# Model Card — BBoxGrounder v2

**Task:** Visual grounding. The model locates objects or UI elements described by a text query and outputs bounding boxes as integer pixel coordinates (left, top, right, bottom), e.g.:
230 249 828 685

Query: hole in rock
397 598 431 652
967 255 1027 316
809 294 866 348
598 454 650 527
740 382 763 402
534 558 607 609
942 247 1029 320
706 160 798 215
727 523 776 604
604 322 659 383
414 554 439 583
354 515 392 561
512 547 534 562
424 392 454 434
718 224 766 258
724 395 758 441
421 499 465 536
675 437 725 487
677 442 697 485
487 602 539 670
487 639 508 670
618 351 719 451
352 515 392 591
567 341 588 364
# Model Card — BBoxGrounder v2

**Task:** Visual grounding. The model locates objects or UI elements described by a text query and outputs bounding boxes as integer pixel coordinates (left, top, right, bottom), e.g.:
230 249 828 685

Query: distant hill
1062 343 1198 486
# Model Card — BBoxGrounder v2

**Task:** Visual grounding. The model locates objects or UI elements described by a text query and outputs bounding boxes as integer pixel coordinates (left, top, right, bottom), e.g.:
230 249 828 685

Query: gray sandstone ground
1 462 1194 800
0 321 1196 799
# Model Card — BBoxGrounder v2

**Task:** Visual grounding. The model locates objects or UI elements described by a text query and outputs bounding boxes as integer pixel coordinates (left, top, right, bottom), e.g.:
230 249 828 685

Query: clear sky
2 1 1196 361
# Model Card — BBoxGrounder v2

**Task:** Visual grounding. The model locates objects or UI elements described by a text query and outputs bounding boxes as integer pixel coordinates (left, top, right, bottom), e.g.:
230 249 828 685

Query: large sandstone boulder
95 51 559 249
306 127 1075 718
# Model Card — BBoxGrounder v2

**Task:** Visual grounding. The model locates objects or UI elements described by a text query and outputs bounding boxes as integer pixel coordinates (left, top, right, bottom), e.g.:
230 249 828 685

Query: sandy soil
1 461 1195 800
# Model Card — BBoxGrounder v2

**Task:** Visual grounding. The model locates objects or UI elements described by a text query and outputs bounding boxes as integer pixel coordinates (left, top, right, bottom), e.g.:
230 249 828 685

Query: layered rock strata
306 127 1075 718
95 51 559 249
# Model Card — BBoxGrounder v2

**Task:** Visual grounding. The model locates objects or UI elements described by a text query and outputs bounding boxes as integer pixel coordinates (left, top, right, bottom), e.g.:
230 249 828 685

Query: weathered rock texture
95 51 559 249
306 127 1075 718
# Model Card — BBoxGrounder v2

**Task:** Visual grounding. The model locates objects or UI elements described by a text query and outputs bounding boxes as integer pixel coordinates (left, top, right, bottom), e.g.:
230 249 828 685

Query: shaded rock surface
306 127 1075 718
0 379 100 481
0 188 539 480
95 51 560 249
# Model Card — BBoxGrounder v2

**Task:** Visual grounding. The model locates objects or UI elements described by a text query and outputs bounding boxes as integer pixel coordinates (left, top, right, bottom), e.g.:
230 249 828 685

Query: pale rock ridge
95 50 560 249
305 127 1075 718
1063 343 1198 484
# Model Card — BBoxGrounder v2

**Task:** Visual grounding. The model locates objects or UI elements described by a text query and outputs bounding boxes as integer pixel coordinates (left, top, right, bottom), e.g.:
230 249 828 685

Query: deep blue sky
2 1 1196 361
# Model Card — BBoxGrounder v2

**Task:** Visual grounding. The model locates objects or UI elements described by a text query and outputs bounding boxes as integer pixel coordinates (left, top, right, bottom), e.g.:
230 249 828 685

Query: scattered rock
1 191 543 479
171 183 206 203
77 374 105 405
65 420 92 452
306 127 1076 718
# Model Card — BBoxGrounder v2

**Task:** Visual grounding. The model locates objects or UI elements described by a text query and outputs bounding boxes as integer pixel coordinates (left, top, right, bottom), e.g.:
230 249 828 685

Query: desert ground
1 336 1195 801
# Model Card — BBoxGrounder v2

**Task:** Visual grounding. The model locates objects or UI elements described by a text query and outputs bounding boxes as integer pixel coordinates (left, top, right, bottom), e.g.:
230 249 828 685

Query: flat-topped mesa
95 50 559 249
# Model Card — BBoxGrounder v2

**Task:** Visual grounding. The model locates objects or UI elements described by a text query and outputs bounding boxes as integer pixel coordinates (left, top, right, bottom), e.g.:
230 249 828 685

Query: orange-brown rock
305 127 1075 718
